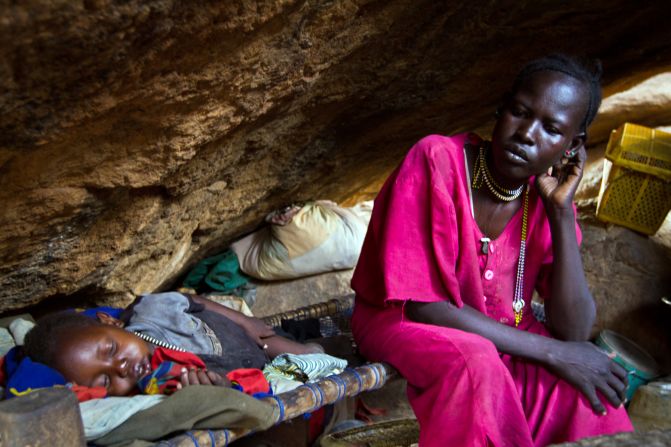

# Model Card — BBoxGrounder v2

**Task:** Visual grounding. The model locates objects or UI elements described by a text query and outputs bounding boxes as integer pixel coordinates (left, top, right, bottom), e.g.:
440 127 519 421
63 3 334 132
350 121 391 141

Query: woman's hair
511 54 603 132
22 311 100 368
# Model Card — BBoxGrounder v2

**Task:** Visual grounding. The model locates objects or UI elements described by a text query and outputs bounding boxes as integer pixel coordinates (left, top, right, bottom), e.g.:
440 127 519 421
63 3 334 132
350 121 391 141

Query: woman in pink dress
351 54 634 446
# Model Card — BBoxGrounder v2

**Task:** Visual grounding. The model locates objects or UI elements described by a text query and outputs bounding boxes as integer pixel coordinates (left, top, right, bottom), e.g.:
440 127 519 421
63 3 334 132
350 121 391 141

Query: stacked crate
596 123 671 235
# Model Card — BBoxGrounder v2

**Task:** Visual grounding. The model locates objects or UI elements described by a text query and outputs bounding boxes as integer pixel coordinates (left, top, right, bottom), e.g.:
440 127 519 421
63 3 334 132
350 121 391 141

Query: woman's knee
436 330 502 372
388 325 503 381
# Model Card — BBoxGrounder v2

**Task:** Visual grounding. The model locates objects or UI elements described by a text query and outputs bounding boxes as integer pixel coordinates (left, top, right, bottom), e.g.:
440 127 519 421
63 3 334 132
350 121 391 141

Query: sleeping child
19 292 323 397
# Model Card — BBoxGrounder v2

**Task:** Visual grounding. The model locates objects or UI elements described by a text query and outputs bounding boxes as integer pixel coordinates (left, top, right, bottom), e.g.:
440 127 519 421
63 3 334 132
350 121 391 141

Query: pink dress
351 134 633 447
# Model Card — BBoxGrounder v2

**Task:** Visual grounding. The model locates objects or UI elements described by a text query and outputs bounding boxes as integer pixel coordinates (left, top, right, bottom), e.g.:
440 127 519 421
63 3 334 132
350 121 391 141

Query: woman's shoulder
412 132 475 149
400 132 478 172
407 132 480 160
386 133 478 194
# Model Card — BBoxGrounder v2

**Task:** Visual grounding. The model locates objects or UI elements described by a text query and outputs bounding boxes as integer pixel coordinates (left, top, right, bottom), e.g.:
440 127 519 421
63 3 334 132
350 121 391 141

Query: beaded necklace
472 143 524 201
470 141 529 327
133 331 186 352
512 186 529 326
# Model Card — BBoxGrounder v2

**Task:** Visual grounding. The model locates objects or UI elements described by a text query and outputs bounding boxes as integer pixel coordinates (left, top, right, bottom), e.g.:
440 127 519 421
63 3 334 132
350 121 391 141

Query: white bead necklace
133 331 186 352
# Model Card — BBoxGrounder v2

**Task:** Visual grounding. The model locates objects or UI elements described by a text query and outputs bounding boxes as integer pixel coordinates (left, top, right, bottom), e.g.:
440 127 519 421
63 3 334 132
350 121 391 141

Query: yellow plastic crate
596 123 671 235
605 123 671 181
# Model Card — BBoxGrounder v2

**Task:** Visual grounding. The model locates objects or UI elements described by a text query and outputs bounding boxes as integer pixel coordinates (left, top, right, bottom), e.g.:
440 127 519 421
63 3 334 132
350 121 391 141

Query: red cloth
71 384 107 401
150 348 205 369
138 348 207 395
308 407 327 444
226 368 270 395
351 134 633 446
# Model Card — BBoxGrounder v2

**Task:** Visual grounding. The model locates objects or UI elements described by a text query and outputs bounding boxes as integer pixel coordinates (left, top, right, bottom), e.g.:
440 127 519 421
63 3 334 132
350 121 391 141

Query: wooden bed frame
165 296 399 446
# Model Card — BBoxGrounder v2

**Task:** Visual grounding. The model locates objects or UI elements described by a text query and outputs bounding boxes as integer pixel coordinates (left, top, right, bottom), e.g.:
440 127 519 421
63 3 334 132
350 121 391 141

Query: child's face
54 324 154 396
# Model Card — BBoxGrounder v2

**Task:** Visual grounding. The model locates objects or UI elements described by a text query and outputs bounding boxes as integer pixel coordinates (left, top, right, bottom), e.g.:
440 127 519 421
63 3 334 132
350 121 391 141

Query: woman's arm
536 145 595 341
543 206 595 340
406 300 626 413
189 295 322 357
189 294 275 343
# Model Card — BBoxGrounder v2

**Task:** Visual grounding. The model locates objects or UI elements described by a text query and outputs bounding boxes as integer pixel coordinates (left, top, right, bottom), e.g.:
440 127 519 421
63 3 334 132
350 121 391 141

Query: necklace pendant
512 299 525 313
480 237 491 255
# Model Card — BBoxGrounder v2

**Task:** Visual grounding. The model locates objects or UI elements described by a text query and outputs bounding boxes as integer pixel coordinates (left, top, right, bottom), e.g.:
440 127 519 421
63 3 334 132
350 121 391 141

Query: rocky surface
1 0 671 326
251 269 354 318
581 220 671 371
550 429 671 446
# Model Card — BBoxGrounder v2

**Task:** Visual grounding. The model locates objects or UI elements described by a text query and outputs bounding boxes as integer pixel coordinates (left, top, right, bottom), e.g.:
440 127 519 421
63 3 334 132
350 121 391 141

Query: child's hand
178 367 231 388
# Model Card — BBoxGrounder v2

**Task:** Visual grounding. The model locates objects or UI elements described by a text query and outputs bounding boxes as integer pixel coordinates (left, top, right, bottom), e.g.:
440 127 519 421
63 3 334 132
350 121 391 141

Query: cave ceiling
1 0 670 311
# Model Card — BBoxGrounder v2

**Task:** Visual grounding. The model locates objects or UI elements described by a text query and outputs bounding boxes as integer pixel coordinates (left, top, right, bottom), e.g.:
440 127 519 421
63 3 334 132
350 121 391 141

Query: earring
564 149 575 158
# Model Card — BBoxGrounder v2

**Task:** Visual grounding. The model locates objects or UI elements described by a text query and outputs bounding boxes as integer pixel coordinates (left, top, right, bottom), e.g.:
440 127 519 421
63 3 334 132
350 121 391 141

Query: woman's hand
546 340 628 414
178 367 231 388
240 315 276 347
536 145 587 212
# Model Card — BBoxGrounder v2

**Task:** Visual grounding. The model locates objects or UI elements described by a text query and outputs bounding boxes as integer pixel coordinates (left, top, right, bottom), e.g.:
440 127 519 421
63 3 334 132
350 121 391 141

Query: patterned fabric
263 353 347 393
137 347 205 395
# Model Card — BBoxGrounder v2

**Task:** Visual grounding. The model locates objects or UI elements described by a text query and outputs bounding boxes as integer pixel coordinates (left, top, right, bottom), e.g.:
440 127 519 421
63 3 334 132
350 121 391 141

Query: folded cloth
263 373 304 394
137 347 206 395
94 385 278 446
269 353 347 380
80 394 166 441
263 353 348 393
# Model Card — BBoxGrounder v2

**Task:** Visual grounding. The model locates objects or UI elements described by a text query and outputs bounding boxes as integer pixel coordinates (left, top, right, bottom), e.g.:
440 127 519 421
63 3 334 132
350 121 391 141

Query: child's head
23 311 153 396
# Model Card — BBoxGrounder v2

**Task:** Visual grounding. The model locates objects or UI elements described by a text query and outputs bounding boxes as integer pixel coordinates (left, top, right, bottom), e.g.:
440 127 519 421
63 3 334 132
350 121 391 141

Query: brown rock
2 1 671 311
581 220 671 371
251 269 354 318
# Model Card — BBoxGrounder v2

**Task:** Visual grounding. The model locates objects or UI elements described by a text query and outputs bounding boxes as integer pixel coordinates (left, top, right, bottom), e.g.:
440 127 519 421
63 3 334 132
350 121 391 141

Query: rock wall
1 0 671 321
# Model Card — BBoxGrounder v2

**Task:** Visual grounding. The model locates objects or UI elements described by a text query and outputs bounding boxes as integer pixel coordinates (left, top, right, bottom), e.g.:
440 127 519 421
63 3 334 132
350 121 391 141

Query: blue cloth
3 347 67 399
80 306 123 319
1 308 119 399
